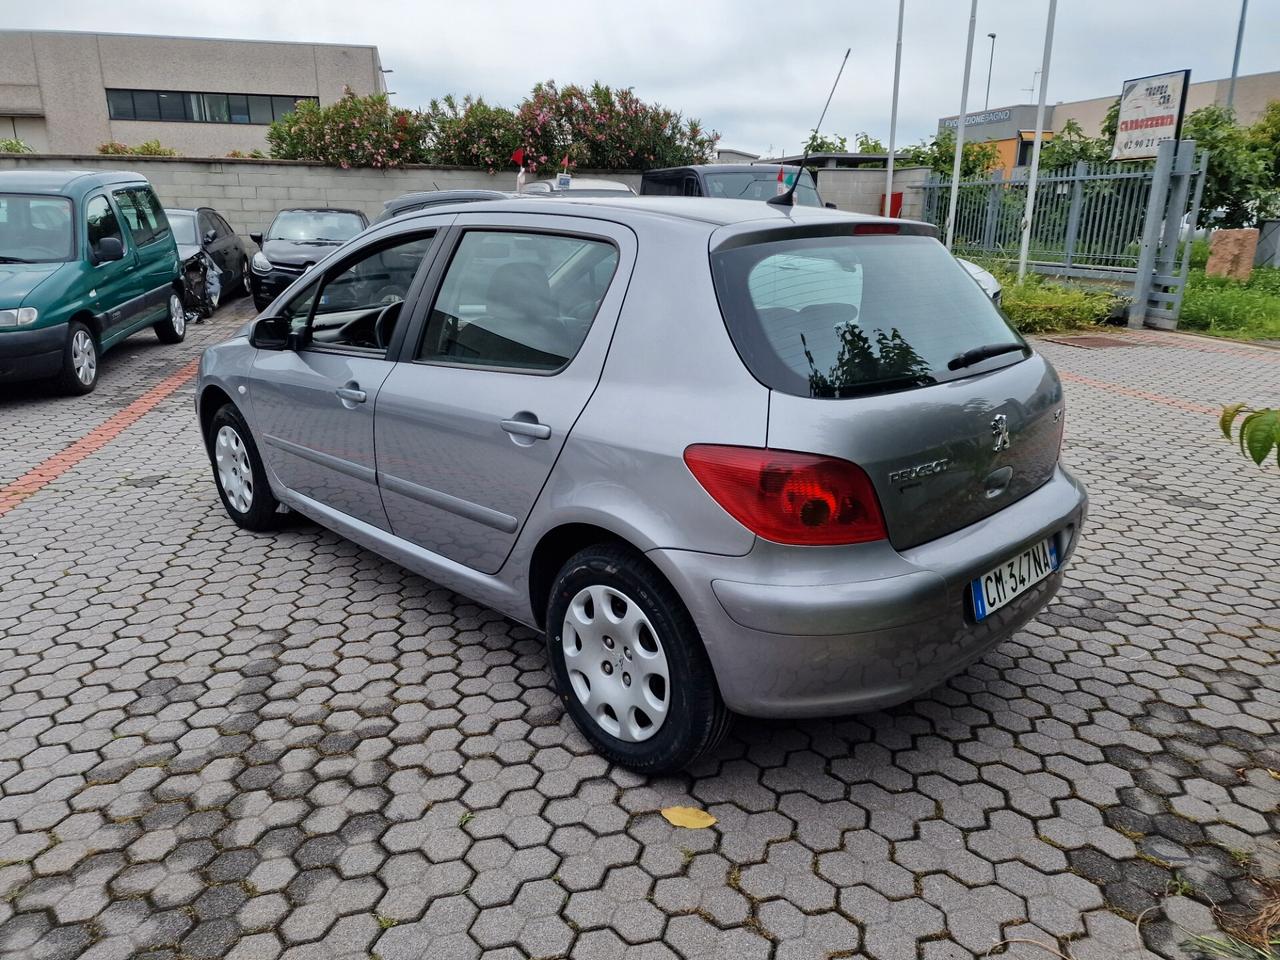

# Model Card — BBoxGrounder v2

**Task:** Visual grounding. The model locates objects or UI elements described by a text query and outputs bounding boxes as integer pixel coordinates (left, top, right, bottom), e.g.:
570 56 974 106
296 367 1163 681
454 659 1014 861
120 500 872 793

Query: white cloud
13 0 1277 154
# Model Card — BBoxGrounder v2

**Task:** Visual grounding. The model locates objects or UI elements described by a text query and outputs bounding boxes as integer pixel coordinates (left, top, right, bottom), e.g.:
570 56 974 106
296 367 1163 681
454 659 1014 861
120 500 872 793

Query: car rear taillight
683 445 887 546
852 223 900 235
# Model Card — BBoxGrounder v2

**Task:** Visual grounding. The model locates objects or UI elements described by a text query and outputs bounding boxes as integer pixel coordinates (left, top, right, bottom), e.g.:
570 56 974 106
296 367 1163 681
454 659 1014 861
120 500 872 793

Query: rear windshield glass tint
711 234 1023 398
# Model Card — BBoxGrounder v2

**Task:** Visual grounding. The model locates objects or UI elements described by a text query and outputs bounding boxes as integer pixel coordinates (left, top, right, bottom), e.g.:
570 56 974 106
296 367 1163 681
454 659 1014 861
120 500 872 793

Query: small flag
776 166 787 196
562 154 570 170
511 147 525 167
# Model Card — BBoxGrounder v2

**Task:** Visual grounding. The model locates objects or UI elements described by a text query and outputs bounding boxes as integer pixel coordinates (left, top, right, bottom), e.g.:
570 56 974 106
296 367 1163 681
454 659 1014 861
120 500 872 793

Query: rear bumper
0 324 65 383
647 464 1087 718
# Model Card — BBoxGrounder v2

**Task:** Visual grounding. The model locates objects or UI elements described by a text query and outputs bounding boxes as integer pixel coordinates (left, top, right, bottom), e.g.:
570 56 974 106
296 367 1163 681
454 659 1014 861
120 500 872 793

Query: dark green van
0 170 185 395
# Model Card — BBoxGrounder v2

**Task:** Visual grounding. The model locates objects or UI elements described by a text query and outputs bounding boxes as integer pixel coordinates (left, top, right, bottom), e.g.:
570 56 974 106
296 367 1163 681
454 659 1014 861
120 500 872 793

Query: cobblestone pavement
0 303 1276 960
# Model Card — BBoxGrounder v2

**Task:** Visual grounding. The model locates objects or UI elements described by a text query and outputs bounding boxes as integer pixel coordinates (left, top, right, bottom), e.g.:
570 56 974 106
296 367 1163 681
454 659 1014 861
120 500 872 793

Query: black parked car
373 189 517 224
640 164 825 206
165 207 250 317
249 208 368 310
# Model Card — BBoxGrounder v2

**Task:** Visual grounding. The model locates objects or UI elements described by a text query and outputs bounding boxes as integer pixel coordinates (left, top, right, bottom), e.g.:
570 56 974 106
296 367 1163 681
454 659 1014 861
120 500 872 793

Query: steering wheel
373 300 403 350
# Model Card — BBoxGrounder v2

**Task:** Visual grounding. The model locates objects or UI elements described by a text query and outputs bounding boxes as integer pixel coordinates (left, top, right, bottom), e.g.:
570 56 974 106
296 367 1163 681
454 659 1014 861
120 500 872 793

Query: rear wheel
208 404 281 531
155 291 187 343
545 544 730 773
56 321 98 395
239 257 252 298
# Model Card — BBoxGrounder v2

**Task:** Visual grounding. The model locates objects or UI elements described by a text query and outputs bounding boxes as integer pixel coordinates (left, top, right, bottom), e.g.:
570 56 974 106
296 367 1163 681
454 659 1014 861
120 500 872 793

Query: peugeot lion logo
991 413 1011 452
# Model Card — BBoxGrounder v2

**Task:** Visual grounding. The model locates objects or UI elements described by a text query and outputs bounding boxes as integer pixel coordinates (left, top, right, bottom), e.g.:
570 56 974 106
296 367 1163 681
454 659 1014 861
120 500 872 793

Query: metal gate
919 139 1208 328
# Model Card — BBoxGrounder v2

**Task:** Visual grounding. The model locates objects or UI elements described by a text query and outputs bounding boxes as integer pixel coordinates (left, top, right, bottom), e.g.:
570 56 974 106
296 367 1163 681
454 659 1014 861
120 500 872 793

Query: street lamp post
985 33 996 111
885 0 906 218
944 0 979 251
1228 0 1248 109
1016 0 1058 282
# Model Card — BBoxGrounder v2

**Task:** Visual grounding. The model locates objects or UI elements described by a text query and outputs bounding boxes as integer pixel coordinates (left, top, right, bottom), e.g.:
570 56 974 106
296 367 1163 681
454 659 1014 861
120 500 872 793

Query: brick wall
0 154 643 237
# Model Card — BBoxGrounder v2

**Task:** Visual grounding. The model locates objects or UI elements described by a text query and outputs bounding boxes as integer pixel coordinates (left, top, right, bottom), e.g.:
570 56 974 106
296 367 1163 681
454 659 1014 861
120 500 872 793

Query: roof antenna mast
768 47 850 207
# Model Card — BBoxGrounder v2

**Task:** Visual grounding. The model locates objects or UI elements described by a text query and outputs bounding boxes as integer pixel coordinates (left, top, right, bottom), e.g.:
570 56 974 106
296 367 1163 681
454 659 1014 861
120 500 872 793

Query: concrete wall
813 166 931 220
0 30 383 156
0 154 642 237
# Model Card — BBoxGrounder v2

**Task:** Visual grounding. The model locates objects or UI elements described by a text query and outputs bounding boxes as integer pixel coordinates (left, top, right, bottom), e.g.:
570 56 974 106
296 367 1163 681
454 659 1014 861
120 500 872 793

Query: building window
105 89 316 125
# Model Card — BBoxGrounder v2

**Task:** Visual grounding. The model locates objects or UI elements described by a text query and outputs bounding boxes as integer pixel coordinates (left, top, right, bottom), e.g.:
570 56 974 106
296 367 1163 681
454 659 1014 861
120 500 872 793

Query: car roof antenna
768 46 850 208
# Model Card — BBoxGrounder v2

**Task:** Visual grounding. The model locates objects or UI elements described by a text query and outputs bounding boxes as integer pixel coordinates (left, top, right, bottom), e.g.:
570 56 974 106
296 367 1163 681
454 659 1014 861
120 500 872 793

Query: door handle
501 418 551 440
335 386 367 403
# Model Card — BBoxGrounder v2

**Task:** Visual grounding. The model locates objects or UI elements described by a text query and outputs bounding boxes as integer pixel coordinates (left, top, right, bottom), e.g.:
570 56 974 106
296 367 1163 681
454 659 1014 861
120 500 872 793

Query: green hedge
982 266 1125 334
1181 267 1280 340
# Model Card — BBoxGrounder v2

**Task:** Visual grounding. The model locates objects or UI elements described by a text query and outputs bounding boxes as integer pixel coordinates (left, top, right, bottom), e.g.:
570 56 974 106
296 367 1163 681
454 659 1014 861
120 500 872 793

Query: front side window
113 187 170 247
86 196 124 257
301 233 436 352
418 230 619 372
0 194 74 263
712 233 1024 398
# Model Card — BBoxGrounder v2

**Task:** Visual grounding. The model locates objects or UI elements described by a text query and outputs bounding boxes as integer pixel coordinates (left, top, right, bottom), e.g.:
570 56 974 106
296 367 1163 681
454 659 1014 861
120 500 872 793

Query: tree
267 89 431 168
1037 119 1112 170
903 130 999 178
805 131 847 154
1182 104 1274 228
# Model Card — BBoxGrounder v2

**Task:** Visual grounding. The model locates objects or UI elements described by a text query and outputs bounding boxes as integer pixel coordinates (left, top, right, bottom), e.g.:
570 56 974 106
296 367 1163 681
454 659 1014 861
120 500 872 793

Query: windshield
168 211 198 246
0 194 74 263
711 234 1024 398
702 170 822 207
267 210 364 243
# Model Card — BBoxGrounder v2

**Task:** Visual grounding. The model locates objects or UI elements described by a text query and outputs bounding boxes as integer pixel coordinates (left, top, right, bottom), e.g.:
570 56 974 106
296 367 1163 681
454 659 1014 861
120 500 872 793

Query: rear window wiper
948 342 1027 371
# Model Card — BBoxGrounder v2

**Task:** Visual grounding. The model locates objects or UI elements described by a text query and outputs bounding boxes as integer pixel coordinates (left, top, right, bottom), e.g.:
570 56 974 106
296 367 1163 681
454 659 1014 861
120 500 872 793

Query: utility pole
885 0 906 218
1228 0 1248 109
1017 0 1057 282
985 33 997 110
945 0 979 250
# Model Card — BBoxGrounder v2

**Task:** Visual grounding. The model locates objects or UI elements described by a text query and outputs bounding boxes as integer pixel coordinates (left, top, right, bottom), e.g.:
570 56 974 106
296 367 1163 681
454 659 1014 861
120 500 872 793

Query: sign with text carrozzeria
1111 69 1190 161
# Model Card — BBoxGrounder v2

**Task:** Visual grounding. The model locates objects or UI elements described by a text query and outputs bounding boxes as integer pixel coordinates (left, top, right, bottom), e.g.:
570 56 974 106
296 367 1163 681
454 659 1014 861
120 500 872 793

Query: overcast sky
13 0 1278 155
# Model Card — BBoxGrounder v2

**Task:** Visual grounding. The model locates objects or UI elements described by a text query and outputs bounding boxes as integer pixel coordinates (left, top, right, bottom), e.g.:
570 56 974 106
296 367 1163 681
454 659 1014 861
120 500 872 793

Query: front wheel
545 544 731 774
155 291 187 343
208 404 281 531
56 321 98 395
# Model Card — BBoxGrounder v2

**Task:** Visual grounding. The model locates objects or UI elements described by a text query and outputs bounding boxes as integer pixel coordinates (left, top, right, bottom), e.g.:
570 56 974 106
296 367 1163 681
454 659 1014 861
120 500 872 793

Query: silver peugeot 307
196 198 1087 773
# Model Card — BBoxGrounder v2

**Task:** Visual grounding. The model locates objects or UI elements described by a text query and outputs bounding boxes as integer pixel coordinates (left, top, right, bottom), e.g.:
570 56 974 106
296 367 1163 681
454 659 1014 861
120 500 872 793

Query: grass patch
1181 267 1280 341
983 266 1125 335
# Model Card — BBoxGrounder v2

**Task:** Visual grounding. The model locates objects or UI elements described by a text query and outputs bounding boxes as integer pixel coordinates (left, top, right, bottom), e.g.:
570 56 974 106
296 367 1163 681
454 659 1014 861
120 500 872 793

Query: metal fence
919 140 1208 328
921 160 1157 279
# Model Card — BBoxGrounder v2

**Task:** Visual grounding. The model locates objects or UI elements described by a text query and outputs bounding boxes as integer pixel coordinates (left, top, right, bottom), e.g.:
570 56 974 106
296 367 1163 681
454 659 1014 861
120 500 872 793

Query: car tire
545 543 731 774
208 404 282 531
240 257 252 298
155 290 187 344
56 320 99 395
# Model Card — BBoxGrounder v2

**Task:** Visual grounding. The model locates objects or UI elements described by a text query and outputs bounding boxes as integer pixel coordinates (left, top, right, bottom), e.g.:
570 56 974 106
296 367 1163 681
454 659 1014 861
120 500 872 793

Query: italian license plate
971 537 1059 621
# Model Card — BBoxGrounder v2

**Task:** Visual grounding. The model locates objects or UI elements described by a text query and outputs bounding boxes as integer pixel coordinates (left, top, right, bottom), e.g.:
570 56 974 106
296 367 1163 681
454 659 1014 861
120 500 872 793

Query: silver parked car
196 197 1087 773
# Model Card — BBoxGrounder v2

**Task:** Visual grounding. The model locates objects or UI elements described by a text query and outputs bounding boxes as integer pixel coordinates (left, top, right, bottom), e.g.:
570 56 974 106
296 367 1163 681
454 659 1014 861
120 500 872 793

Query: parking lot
0 302 1276 960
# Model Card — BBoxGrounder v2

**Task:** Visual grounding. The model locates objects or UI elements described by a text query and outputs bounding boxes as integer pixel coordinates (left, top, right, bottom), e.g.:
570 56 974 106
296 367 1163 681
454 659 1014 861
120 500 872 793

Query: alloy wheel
71 329 97 386
169 294 186 337
214 425 254 513
561 585 670 742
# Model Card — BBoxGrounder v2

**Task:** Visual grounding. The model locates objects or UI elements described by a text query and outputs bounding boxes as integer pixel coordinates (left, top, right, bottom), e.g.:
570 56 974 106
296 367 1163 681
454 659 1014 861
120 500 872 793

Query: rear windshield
711 234 1024 397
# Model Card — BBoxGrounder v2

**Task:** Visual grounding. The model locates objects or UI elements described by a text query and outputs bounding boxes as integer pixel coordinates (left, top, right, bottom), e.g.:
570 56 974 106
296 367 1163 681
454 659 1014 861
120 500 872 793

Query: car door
248 227 441 530
83 193 135 334
375 213 635 574
198 209 235 282
111 185 174 337
213 213 246 280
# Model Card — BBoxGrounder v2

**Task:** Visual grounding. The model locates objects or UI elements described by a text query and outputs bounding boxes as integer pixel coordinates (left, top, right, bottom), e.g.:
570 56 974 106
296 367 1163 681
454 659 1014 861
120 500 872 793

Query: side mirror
250 232 263 246
95 236 125 263
203 228 218 244
825 202 838 209
249 315 290 350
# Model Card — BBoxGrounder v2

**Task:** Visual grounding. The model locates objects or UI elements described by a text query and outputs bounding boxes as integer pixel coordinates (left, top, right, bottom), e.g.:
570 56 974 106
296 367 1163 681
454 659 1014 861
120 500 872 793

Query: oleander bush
266 83 717 171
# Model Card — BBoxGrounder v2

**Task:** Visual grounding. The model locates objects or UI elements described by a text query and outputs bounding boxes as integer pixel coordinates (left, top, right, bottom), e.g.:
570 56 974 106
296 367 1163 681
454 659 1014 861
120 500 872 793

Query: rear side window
712 234 1023 398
